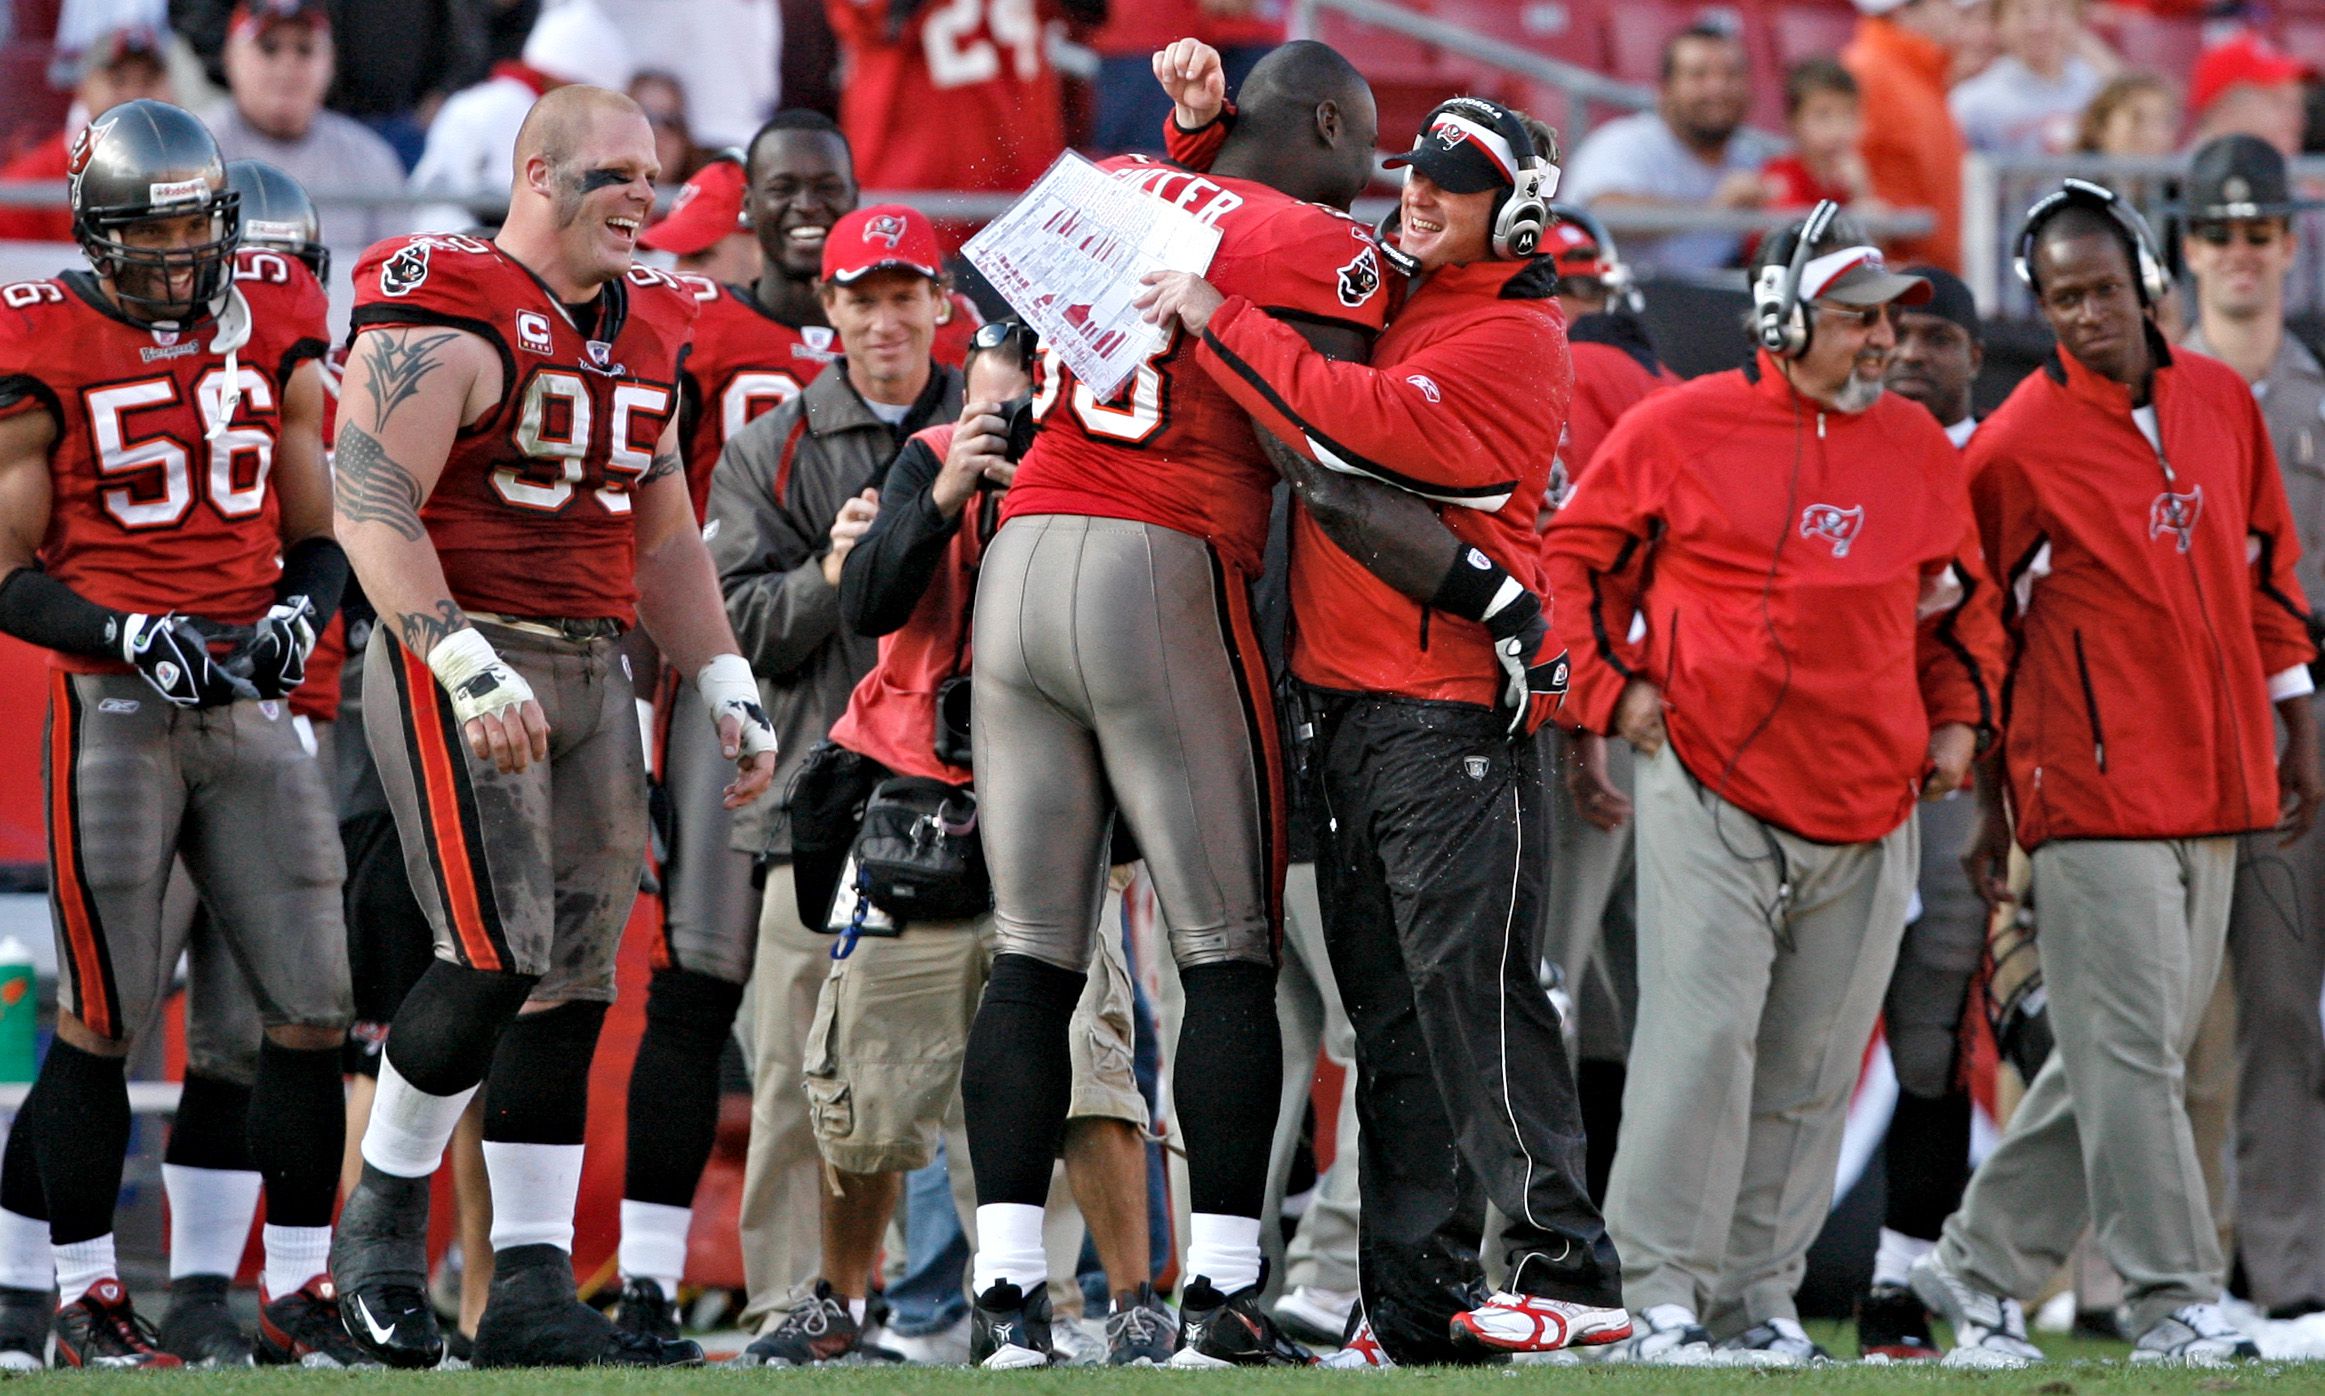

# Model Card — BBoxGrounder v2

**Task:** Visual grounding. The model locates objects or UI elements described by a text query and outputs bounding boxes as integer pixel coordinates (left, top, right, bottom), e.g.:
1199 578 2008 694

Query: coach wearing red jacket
1142 87 1620 1365
1911 182 2320 1367
1542 207 2003 1363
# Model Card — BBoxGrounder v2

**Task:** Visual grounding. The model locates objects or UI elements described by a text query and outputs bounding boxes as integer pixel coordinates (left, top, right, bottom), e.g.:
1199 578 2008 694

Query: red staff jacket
1544 350 2005 844
1970 336 2315 849
1195 257 1566 707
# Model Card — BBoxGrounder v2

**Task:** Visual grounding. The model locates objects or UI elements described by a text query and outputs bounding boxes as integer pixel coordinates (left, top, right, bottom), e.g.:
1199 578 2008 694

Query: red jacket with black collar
1195 256 1567 707
1969 334 2315 849
1543 350 2005 844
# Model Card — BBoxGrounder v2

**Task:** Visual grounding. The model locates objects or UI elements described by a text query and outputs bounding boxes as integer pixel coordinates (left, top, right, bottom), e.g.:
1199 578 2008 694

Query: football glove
425 627 535 727
697 653 777 760
120 613 259 708
1481 586 1569 739
237 596 317 699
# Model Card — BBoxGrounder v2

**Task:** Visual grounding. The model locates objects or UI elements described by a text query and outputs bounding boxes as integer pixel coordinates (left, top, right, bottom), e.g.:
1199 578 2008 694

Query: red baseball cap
823 204 942 285
2190 32 2309 117
1544 219 1610 280
230 0 330 42
641 158 746 255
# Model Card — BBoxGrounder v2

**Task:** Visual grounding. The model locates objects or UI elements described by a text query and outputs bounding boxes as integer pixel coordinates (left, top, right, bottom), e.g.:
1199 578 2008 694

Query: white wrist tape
426 627 534 725
698 653 777 758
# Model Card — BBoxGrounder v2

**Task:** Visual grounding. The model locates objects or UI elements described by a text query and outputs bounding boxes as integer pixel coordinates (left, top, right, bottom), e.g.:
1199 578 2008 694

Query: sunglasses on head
2192 221 2285 247
970 319 1038 365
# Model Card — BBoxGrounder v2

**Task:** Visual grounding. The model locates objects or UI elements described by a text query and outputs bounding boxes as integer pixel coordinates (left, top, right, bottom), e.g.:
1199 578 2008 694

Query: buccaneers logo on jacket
2149 485 2204 553
1799 503 1864 558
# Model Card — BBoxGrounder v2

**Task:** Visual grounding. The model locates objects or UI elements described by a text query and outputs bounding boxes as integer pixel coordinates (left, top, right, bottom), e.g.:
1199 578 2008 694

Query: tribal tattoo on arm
397 598 469 656
333 424 427 541
361 331 461 431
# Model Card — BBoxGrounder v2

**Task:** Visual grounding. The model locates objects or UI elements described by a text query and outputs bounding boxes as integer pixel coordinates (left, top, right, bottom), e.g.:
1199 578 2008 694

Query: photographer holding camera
737 322 1167 1368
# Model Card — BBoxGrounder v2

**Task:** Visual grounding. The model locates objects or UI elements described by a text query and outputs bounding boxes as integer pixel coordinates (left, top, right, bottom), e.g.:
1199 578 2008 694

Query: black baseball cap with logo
2177 133 2320 222
1382 97 1536 194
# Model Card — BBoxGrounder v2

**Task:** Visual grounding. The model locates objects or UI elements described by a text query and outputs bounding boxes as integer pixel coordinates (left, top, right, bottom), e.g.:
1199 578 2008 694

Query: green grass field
47 1326 2325 1395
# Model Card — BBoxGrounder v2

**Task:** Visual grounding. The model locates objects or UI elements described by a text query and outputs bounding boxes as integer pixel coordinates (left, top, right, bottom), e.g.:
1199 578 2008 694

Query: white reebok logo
352 1294 397 1345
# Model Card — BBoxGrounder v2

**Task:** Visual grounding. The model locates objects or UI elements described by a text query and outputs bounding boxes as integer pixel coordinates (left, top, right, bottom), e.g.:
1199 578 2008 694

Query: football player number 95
502 369 673 514
922 0 1041 88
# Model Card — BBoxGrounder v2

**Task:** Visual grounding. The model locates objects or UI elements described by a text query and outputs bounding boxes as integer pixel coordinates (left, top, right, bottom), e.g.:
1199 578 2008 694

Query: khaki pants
737 862 834 1328
1606 746 1914 1332
1939 837 2236 1335
2225 818 2325 1310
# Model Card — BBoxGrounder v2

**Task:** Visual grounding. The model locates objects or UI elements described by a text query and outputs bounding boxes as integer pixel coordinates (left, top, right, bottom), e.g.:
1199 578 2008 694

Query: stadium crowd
0 0 2321 1377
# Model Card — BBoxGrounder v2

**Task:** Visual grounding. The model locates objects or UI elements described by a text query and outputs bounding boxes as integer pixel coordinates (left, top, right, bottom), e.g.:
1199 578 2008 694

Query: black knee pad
982 952 1088 1013
641 969 747 1059
383 959 540 1098
165 1073 256 1172
483 1001 610 1146
250 1040 346 1228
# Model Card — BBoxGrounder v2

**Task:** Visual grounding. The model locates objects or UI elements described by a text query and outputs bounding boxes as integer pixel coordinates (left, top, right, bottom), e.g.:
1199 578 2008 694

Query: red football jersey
291 344 351 722
827 0 1067 197
1001 159 1391 576
0 248 332 673
349 234 697 625
674 275 983 520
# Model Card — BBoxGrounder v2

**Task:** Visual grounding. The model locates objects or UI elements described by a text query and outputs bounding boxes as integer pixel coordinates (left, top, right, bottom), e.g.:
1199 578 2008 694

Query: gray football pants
971 515 1281 972
1938 837 2237 1335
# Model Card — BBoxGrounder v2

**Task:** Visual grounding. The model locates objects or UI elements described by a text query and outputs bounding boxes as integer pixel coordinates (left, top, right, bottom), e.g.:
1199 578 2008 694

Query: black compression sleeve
0 567 126 659
276 537 351 624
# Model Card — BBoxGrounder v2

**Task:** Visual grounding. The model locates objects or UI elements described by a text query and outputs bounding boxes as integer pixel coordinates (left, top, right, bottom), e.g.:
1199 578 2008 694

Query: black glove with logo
122 613 259 708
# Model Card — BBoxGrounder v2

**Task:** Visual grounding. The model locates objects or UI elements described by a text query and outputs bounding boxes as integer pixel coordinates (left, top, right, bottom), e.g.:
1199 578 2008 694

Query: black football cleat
331 1164 444 1369
1856 1282 1940 1361
968 1280 1058 1369
157 1273 253 1368
613 1276 681 1343
54 1279 182 1369
1169 1274 1317 1368
0 1285 46 1372
259 1278 383 1368
470 1244 703 1368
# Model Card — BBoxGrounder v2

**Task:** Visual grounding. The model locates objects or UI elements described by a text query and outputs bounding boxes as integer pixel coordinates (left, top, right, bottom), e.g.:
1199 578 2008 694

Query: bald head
514 84 649 183
1214 39 1378 211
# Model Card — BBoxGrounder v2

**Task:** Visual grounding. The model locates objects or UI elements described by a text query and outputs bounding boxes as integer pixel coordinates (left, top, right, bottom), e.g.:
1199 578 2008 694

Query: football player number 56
87 371 275 530
922 0 1041 87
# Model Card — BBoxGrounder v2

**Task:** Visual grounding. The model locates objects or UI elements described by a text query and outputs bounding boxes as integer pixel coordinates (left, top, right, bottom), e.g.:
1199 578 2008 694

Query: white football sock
0 1210 50 1292
262 1223 332 1300
1186 1213 1262 1296
163 1164 262 1280
53 1235 115 1307
847 1297 868 1324
618 1199 690 1299
360 1061 476 1179
971 1204 1047 1296
483 1142 584 1254
1873 1227 1935 1290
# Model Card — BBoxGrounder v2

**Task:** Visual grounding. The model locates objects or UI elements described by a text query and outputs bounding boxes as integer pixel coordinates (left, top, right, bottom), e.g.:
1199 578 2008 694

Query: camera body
998 395 1040 464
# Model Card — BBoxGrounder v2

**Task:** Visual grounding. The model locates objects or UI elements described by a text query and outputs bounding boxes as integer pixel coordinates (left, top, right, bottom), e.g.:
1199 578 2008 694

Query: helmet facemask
77 190 242 325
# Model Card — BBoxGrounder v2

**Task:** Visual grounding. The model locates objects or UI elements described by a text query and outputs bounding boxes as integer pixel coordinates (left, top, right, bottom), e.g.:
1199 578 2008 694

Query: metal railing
1966 152 2325 320
1288 0 1656 139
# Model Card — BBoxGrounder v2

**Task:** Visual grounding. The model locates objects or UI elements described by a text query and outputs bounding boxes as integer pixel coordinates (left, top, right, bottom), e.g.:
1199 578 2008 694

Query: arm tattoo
333 424 428 541
360 331 461 431
397 599 469 656
641 449 682 485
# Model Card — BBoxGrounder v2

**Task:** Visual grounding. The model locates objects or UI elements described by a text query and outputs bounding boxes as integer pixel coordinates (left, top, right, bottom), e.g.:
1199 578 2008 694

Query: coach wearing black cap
1856 264 1989 1361
2178 133 2325 1324
1146 54 1621 1365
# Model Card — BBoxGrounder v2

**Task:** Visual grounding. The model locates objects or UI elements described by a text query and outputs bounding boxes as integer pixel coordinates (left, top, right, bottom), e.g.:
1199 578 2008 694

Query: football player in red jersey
954 40 1388 1370
326 85 775 1371
0 101 360 1369
611 107 978 1338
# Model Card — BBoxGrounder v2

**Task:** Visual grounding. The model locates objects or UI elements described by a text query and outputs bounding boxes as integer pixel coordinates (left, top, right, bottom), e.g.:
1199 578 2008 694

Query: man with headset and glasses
1911 180 2321 1367
1541 202 2002 1364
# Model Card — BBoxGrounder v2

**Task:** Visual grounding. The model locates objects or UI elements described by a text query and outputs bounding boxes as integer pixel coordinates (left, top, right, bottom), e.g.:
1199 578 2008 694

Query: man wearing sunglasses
2177 133 2325 1330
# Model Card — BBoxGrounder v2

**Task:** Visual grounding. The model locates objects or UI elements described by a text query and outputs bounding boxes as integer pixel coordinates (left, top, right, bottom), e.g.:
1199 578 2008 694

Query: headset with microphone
1752 199 1843 358
1389 97 1560 261
2014 176 2171 305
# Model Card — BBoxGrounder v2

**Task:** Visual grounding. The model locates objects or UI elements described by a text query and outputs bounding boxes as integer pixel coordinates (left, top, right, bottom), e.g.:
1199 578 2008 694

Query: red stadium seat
1431 0 1613 71
2088 10 2205 83
1771 0 1859 65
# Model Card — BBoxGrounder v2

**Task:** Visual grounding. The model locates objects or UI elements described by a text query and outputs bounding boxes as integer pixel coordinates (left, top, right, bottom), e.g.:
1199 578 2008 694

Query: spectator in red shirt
1762 61 1880 214
0 19 172 243
2188 31 2309 159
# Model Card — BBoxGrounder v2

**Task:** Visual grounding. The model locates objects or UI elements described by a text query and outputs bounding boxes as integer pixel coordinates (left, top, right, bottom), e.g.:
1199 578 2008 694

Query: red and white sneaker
1449 1292 1633 1353
1319 1317 1394 1369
